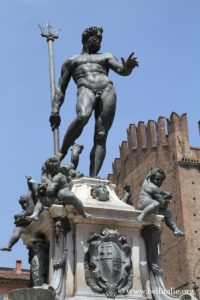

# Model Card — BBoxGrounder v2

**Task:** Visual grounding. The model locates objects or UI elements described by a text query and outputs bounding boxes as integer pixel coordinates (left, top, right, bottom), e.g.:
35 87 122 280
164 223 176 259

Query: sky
0 0 200 269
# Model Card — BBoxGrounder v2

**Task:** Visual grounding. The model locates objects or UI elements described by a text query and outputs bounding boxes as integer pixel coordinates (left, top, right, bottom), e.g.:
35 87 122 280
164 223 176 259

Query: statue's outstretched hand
49 113 61 130
121 52 139 72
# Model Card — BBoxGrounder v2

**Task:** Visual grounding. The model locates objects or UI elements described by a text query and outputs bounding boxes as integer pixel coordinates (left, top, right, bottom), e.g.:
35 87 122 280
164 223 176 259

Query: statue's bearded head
82 26 103 54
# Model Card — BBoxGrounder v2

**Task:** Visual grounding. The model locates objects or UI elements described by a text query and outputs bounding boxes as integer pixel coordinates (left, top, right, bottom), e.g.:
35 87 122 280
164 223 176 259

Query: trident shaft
39 22 60 155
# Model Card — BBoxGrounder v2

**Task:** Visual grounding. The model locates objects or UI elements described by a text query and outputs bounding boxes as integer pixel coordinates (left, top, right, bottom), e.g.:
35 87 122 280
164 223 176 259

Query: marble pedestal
12 177 163 300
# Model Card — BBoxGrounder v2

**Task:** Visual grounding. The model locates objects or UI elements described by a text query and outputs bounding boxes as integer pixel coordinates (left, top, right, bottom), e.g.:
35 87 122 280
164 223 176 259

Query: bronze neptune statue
50 26 138 177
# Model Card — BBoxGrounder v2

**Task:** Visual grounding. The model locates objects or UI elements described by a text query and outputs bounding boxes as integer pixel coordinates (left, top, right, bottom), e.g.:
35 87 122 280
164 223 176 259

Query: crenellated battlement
109 113 200 186
125 112 192 151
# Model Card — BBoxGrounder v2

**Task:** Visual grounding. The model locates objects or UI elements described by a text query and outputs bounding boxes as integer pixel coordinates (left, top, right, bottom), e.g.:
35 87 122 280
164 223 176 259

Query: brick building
108 112 200 291
0 260 30 300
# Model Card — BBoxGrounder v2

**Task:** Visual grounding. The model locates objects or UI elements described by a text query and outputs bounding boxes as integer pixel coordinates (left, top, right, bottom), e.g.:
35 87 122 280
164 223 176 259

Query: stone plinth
16 177 163 300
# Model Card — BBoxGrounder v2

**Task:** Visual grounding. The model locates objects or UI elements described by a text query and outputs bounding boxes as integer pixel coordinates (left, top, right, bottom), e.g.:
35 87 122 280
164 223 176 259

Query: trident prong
38 22 60 41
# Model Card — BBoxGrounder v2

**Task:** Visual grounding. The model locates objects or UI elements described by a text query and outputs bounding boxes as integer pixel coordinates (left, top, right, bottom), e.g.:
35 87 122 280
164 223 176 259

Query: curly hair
41 156 60 174
147 167 166 182
81 26 103 44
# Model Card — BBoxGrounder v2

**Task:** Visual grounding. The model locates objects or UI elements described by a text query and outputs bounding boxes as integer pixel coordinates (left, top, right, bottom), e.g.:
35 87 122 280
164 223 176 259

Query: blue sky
0 0 200 269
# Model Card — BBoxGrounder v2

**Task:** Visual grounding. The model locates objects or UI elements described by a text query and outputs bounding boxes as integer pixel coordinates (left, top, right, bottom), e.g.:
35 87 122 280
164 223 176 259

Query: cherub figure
137 168 184 237
0 177 37 251
27 156 90 221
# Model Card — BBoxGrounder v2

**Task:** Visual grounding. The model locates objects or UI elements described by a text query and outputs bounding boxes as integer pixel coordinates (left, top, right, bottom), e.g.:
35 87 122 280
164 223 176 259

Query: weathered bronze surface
141 225 162 275
137 168 184 237
27 151 90 221
50 26 138 176
0 177 36 251
121 184 133 206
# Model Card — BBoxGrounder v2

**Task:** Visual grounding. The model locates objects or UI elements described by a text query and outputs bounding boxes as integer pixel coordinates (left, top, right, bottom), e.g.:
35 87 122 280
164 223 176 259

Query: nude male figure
50 26 138 177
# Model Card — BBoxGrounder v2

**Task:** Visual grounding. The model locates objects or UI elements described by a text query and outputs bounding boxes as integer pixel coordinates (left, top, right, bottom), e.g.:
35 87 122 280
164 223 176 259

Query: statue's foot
0 246 12 252
173 228 185 237
71 144 84 154
84 212 91 219
26 214 39 222
136 214 144 222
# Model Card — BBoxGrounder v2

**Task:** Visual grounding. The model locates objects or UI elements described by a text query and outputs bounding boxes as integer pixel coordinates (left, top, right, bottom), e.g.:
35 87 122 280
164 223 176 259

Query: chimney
16 260 22 274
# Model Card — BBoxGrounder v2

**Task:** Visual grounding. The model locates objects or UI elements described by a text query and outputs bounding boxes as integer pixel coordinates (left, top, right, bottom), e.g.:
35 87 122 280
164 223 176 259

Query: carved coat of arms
84 228 133 298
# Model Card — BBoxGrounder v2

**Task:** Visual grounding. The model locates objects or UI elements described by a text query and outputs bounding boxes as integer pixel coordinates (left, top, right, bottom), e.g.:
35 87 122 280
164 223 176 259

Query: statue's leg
162 208 185 236
60 87 95 160
70 144 84 170
58 189 90 218
137 200 160 222
89 85 116 177
26 198 44 221
0 226 25 251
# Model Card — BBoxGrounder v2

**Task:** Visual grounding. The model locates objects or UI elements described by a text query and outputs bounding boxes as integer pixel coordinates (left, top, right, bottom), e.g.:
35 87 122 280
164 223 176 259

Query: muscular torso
69 53 113 90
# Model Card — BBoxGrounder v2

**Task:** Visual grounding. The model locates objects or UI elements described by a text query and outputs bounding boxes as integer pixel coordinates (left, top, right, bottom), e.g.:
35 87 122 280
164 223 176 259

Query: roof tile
0 268 30 281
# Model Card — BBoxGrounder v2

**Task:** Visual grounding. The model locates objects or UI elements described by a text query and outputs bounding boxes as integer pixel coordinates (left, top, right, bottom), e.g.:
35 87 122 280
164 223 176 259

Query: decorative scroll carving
50 216 71 300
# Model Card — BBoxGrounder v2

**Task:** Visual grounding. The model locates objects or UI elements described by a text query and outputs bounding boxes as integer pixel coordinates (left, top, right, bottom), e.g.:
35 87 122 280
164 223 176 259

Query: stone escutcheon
84 228 133 298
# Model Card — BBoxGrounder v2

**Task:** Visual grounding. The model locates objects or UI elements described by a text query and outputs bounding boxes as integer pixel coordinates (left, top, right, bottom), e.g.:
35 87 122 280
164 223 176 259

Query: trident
39 22 60 155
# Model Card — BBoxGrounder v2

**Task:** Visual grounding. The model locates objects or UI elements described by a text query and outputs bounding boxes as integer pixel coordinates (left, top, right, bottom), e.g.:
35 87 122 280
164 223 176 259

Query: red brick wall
177 166 200 284
109 113 200 290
